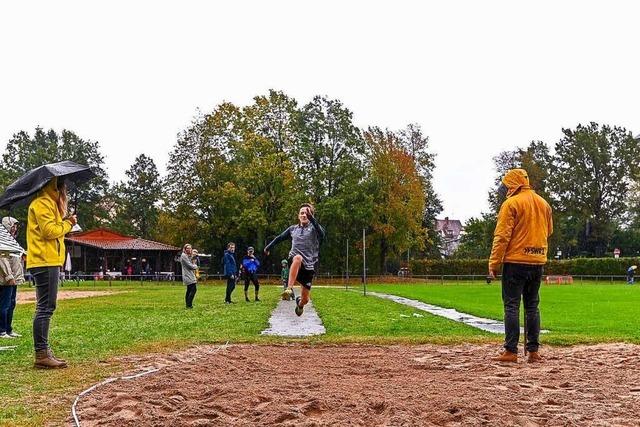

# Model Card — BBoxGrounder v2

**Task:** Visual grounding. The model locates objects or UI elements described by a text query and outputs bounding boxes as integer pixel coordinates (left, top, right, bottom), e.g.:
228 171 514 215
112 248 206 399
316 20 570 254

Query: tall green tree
550 122 639 256
163 103 245 255
237 91 302 254
293 96 364 203
291 96 371 273
110 154 161 239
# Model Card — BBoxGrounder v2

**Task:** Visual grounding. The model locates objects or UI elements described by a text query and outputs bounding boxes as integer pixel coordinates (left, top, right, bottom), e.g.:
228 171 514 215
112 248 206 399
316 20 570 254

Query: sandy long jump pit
73 343 640 426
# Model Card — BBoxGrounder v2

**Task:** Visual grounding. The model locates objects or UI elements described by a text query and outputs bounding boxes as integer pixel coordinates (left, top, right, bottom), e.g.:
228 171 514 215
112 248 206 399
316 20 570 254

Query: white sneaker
8 332 21 338
0 332 14 339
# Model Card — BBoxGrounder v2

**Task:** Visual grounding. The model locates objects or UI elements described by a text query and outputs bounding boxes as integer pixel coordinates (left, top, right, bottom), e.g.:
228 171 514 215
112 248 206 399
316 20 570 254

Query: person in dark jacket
223 242 237 304
241 247 261 302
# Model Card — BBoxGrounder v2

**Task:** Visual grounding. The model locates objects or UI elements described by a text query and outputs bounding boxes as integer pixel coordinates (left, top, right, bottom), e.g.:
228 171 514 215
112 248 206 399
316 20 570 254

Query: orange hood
502 169 530 198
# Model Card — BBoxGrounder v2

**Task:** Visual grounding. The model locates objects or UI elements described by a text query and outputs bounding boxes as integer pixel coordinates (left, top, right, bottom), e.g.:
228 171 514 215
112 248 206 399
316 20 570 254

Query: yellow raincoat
26 178 73 269
488 169 553 273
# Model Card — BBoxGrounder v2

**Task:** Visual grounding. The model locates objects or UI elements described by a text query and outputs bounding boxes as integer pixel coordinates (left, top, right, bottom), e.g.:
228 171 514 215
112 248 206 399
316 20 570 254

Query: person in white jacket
0 217 25 338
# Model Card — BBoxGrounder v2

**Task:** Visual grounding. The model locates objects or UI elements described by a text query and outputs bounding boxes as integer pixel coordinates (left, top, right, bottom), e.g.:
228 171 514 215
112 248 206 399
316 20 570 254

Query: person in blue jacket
241 246 261 302
223 242 237 304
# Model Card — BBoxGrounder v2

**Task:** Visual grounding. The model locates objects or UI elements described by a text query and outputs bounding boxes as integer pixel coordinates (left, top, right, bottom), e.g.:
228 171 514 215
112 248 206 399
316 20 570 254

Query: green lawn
0 280 638 425
364 282 640 345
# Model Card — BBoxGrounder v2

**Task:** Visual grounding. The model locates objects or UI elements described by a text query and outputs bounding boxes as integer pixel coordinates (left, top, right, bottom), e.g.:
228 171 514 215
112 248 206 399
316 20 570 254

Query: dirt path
17 290 116 304
74 343 640 426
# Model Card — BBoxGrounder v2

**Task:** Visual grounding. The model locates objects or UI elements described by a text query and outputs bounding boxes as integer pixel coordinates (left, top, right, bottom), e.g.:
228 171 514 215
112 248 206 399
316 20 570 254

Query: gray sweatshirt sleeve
180 253 197 271
265 226 292 252
308 216 326 243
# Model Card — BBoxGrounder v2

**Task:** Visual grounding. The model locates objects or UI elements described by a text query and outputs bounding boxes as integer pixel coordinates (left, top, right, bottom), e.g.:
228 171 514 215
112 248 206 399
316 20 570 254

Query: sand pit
17 290 116 304
73 343 640 426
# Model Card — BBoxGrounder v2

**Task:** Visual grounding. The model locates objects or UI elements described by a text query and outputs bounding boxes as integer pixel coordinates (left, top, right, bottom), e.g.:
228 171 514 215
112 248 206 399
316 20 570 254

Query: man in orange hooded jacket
489 169 553 363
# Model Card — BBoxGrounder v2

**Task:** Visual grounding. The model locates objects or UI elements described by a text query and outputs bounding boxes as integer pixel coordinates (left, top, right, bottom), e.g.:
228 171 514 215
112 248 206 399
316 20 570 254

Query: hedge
409 257 640 276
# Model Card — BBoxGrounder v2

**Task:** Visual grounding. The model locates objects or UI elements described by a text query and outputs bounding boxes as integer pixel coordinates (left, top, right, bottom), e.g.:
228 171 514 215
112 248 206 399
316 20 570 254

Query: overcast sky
1 1 638 222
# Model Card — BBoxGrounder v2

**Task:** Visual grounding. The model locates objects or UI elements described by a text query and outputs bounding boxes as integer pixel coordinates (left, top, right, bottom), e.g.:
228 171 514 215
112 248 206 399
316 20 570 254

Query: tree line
2 96 637 272
0 90 442 274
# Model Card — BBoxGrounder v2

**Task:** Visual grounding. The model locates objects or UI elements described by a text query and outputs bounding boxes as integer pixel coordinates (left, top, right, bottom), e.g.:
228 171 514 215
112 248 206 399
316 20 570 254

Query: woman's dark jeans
0 285 17 334
185 283 197 308
31 267 60 352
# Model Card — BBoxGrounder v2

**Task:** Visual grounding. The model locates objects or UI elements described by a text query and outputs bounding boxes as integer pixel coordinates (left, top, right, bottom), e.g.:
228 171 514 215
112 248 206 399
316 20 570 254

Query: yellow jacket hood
502 169 530 198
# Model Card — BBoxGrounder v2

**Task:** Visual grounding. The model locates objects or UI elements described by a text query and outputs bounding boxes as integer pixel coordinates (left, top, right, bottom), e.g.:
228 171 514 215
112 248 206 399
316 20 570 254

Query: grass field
0 280 638 425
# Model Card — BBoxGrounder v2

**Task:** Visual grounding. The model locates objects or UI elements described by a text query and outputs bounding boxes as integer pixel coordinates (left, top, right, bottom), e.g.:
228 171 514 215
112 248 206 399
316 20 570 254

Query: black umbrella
0 160 95 210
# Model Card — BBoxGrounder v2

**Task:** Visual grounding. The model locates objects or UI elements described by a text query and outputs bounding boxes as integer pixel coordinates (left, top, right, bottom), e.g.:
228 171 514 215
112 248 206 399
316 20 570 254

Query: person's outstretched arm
264 227 292 254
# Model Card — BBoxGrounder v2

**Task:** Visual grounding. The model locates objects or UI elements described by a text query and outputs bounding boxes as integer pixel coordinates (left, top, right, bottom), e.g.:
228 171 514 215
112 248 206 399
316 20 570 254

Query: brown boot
34 349 67 369
527 351 543 363
492 350 518 363
48 348 67 364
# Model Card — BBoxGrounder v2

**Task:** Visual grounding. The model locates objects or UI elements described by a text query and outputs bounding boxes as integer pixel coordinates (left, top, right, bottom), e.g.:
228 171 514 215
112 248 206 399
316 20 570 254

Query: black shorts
288 257 315 290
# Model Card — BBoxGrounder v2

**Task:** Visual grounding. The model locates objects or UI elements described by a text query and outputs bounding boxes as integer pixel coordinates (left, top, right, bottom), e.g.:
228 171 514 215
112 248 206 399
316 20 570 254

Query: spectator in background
627 265 637 285
180 244 198 309
241 247 261 302
0 217 24 339
223 242 237 304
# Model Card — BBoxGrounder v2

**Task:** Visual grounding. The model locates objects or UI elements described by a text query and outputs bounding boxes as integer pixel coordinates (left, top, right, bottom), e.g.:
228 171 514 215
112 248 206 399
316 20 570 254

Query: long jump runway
368 291 549 334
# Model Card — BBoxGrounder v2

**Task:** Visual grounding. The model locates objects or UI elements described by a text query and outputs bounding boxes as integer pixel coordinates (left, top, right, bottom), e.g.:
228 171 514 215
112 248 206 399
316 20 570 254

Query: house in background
64 228 180 278
435 217 463 257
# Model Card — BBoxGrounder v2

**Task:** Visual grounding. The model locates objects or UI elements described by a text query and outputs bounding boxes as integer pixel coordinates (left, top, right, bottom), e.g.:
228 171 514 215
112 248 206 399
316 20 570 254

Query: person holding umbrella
27 177 78 368
0 160 94 369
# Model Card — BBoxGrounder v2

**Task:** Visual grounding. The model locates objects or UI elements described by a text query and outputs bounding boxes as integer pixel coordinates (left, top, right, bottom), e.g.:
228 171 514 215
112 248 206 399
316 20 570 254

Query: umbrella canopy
0 224 25 254
0 160 95 210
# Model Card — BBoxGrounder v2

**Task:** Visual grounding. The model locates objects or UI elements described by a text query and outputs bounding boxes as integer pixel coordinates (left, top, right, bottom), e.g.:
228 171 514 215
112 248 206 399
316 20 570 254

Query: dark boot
244 290 250 302
34 349 67 369
255 291 260 302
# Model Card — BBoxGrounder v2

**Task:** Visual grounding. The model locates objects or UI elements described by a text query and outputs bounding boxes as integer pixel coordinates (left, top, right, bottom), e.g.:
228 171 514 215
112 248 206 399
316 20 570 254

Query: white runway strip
261 299 326 337
369 292 549 334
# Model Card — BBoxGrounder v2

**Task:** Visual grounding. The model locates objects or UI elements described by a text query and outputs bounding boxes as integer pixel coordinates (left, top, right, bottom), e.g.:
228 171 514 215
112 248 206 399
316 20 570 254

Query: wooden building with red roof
64 228 180 277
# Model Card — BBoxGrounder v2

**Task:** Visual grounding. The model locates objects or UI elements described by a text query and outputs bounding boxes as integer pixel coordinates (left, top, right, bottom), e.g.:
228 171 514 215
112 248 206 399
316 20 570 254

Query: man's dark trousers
501 262 542 353
225 276 236 302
